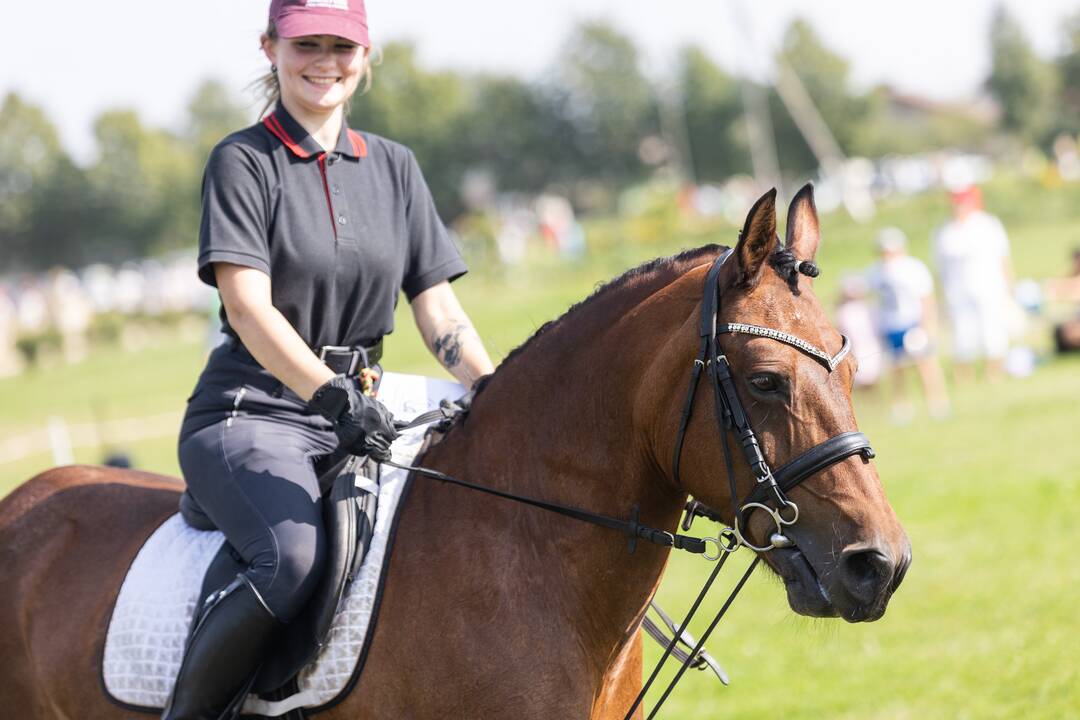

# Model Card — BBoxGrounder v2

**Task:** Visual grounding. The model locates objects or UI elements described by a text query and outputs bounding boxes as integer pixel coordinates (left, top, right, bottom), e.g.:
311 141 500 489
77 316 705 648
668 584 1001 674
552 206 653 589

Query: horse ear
734 188 778 286
785 183 821 260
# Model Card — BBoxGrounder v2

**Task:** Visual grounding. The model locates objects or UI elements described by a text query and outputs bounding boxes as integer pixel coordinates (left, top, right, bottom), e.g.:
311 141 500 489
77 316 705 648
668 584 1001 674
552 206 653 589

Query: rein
388 247 876 719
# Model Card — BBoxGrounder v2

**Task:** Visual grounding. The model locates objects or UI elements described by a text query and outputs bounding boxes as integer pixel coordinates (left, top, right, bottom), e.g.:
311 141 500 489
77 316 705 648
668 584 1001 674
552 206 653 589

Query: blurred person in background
45 268 93 364
867 228 950 422
1045 247 1080 353
834 274 884 390
0 283 22 377
933 185 1013 383
164 0 495 716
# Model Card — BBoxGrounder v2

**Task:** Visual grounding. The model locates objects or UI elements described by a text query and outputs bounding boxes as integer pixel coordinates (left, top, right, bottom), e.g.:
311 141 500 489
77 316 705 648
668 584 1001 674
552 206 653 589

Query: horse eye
748 374 781 393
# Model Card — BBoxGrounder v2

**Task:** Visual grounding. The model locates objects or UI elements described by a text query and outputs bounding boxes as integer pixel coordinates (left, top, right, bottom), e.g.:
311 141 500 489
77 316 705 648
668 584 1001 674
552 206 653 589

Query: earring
271 64 277 73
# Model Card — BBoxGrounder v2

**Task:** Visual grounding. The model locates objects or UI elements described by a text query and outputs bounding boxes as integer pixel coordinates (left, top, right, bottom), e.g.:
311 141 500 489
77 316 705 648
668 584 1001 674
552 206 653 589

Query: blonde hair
254 21 375 120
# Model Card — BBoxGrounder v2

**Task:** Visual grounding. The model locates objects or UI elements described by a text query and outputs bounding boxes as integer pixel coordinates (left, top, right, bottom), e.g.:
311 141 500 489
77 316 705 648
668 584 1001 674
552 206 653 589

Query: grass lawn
1 177 1078 717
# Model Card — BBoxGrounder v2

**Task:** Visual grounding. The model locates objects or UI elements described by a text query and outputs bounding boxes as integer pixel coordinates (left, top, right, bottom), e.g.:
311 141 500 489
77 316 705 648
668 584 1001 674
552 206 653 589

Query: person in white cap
866 227 950 422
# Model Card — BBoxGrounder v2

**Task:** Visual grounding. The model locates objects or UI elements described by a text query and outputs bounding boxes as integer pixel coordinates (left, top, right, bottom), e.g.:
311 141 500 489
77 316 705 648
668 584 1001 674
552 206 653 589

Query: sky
3 0 1078 164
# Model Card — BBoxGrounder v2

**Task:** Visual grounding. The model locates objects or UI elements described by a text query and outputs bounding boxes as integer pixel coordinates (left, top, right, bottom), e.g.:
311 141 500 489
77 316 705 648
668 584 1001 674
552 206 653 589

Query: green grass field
1 179 1078 717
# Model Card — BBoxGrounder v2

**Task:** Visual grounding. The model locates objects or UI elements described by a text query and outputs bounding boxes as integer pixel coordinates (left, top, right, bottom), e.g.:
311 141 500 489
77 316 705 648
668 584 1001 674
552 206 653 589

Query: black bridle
671 248 875 551
388 246 877 718
623 247 876 718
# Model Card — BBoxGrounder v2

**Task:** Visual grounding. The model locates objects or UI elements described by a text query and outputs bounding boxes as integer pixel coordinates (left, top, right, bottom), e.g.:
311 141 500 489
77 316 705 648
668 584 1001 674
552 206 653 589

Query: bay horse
0 187 910 719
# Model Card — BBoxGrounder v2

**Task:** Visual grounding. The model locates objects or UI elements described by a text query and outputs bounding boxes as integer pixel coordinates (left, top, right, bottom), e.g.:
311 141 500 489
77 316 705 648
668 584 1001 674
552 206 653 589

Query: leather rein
387 247 877 718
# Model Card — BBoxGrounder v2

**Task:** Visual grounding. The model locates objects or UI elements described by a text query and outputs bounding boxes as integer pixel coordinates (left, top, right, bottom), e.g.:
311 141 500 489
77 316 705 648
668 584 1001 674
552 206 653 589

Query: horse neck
422 262 708 673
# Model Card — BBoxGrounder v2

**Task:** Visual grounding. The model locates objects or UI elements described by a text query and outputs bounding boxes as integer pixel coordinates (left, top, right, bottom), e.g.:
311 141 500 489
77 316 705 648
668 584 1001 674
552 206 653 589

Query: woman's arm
215 263 334 401
410 281 495 389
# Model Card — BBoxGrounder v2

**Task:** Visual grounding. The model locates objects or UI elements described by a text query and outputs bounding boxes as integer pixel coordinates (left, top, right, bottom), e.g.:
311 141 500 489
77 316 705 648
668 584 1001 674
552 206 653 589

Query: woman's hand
410 281 495 389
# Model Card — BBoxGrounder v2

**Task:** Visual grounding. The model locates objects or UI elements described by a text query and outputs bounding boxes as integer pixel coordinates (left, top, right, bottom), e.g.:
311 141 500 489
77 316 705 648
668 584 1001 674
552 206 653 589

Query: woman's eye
749 374 780 393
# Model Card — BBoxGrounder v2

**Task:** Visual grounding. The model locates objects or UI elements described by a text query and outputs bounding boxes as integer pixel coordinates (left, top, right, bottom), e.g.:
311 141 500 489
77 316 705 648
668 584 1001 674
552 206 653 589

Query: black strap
643 556 761 720
623 552 731 720
744 431 874 506
381 460 712 555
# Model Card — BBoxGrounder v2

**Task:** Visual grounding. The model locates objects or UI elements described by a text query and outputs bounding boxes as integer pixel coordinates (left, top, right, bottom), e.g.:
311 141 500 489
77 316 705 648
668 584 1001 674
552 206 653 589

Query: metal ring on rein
702 528 740 561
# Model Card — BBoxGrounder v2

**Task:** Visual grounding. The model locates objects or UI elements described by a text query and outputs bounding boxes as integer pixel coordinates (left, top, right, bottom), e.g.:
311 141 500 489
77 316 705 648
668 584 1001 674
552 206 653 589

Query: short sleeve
987 216 1011 260
196 143 271 287
909 258 933 298
399 150 467 301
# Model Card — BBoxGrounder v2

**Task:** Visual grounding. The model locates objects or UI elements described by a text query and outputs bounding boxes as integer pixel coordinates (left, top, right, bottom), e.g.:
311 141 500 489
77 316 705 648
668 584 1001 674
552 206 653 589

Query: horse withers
0 185 910 719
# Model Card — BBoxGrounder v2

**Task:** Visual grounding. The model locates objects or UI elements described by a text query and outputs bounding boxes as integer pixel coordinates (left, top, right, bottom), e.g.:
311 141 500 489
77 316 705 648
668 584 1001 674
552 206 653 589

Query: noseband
672 248 875 552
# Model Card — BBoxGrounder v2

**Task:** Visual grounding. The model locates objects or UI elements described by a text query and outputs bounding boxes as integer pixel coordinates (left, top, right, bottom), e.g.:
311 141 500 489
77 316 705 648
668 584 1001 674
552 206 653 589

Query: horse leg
0 467 180 719
592 630 644 720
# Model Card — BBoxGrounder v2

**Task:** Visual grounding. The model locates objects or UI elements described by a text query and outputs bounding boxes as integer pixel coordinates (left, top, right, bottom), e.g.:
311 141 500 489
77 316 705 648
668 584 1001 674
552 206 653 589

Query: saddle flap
250 460 377 695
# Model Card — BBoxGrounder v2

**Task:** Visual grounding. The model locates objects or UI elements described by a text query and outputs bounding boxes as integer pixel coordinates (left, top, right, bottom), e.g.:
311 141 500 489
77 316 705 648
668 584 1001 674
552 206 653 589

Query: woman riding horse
0 185 911 719
166 0 494 715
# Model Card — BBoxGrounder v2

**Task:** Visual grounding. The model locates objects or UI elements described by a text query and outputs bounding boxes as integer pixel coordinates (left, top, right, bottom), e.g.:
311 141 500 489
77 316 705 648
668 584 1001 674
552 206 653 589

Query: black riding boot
162 574 281 720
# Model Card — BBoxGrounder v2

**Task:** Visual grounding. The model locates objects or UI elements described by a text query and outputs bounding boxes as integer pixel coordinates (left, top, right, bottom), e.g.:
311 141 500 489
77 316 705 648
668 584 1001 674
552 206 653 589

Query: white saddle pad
102 372 464 715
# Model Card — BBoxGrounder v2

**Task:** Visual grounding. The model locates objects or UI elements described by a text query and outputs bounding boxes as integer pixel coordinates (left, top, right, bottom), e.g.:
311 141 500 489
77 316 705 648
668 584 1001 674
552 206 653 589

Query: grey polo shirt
198 104 467 349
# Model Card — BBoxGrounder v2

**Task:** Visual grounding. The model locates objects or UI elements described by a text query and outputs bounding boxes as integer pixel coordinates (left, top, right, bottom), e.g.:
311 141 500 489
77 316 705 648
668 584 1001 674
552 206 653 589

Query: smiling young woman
160 1 494 717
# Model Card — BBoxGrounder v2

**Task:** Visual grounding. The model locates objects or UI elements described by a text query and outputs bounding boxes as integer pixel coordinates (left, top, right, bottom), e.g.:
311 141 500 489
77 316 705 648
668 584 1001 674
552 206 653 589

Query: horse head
667 185 910 622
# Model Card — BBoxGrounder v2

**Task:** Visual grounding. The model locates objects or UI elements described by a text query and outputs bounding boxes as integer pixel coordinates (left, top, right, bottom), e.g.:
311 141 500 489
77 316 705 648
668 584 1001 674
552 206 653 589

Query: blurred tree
770 19 868 173
186 79 249 168
459 74 576 195
986 6 1058 147
0 93 70 268
676 46 751 182
1055 12 1080 135
550 21 659 198
348 42 472 218
85 110 199 262
852 86 993 156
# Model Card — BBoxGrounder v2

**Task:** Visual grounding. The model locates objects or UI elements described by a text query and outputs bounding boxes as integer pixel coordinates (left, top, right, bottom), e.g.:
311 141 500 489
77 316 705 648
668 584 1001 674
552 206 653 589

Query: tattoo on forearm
431 322 470 370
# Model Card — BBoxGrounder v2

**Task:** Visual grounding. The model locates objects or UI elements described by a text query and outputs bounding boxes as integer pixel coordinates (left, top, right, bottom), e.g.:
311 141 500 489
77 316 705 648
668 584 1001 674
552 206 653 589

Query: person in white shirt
867 228 950 422
933 185 1013 383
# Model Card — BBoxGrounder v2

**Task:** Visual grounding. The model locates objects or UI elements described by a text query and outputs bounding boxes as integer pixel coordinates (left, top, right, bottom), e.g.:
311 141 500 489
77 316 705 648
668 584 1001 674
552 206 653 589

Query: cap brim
275 10 369 47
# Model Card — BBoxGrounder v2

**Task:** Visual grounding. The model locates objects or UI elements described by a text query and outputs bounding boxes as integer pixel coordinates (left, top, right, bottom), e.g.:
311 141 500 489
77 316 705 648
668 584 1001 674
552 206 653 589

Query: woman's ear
261 34 277 67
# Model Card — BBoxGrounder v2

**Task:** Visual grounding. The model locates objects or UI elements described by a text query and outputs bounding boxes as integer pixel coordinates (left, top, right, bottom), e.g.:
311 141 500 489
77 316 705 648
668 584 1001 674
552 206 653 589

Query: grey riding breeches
178 343 341 621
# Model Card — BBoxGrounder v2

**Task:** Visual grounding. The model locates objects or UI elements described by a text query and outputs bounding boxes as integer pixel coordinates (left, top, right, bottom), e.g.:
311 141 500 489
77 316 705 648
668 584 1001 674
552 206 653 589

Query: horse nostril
839 548 892 605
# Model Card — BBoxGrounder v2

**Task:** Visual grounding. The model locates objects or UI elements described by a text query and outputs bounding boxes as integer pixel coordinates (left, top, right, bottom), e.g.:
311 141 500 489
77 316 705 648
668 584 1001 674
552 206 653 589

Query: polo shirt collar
262 103 367 160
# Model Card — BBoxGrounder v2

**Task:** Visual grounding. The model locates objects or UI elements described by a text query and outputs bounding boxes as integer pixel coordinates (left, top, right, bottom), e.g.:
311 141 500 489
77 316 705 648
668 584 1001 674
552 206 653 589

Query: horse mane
469 241 812 400
468 245 723 400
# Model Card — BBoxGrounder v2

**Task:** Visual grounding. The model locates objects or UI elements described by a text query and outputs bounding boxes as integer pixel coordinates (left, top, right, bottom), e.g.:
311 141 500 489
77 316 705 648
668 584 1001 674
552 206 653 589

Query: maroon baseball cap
269 0 369 47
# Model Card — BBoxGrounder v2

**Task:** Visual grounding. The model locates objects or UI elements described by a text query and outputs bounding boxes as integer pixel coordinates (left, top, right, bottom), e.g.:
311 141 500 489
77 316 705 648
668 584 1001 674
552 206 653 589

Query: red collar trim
347 129 368 158
262 113 312 159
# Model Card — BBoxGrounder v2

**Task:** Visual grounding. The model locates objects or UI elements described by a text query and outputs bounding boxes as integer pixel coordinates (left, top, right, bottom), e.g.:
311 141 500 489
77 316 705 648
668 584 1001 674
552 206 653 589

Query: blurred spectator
1046 247 1080 353
835 274 884 389
932 185 1013 384
867 228 950 422
15 275 48 335
45 268 92 363
1044 247 1080 305
0 283 22 377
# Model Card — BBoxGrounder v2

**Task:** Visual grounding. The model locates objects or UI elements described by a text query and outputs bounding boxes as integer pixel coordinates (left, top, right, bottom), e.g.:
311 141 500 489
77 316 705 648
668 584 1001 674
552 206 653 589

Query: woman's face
263 34 367 118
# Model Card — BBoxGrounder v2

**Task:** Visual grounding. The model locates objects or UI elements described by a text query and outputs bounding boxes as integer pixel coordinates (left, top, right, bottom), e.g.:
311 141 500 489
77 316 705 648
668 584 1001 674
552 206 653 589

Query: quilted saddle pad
102 372 464 715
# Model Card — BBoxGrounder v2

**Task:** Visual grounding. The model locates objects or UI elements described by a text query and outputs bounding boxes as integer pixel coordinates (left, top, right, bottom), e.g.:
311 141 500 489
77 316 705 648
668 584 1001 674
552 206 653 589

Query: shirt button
331 186 341 195
338 215 347 225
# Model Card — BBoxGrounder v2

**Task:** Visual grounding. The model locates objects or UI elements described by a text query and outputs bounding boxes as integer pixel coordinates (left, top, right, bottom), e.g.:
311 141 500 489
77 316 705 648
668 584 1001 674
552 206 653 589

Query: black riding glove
307 375 399 462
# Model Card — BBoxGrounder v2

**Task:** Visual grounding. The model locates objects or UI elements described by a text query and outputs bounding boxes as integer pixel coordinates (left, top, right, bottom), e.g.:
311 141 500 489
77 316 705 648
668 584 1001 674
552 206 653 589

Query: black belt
317 341 383 375
229 337 383 376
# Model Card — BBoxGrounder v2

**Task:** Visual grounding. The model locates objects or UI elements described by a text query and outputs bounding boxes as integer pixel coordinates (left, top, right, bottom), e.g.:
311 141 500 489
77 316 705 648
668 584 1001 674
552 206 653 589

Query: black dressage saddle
178 453 378 713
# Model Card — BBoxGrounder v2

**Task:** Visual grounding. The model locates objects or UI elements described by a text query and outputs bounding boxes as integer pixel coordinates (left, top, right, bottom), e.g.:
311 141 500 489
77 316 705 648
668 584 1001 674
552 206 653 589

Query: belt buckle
318 345 369 376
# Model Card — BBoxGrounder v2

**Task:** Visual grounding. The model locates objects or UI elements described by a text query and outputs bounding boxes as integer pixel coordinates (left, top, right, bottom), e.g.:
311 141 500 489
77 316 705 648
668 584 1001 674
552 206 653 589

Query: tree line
2 10 1077 272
